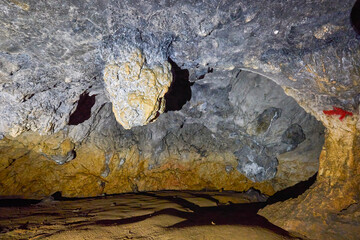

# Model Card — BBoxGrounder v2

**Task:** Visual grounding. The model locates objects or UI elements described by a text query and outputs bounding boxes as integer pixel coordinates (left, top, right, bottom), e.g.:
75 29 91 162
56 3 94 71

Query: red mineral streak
323 106 353 121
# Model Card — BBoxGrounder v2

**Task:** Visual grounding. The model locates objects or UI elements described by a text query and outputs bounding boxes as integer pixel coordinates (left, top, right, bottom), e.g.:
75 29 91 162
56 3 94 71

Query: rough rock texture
260 116 360 240
104 49 172 129
0 0 359 239
0 0 357 138
0 71 324 198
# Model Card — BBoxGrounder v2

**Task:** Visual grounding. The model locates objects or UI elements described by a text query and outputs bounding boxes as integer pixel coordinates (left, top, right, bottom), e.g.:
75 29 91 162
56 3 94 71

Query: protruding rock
104 49 172 129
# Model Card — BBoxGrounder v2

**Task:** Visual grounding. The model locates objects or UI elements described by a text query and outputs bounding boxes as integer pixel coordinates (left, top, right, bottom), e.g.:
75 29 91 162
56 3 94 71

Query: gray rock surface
64 70 325 182
0 0 357 183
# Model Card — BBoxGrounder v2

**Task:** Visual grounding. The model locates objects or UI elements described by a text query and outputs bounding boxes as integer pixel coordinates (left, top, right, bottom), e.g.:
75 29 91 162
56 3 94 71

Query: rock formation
0 0 359 239
104 49 172 129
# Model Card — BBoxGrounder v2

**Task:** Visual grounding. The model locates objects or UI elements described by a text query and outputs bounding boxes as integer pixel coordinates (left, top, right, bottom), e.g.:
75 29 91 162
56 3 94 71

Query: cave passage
164 58 193 112
68 92 96 125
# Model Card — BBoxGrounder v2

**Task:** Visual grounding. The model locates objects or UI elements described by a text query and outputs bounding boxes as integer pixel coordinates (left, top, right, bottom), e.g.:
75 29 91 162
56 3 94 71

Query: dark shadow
197 67 213 80
0 191 83 207
48 191 107 202
61 175 317 234
86 208 191 227
68 92 96 125
142 192 288 237
65 191 293 238
351 0 360 35
0 198 40 207
266 172 317 205
164 59 192 112
0 177 318 238
51 191 66 201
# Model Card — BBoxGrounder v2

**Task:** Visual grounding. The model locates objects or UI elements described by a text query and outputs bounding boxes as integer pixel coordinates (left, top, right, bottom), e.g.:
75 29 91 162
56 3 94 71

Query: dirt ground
0 191 302 240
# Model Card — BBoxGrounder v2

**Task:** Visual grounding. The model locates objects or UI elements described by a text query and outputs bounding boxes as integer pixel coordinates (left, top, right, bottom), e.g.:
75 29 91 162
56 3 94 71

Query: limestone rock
104 49 172 129
281 124 306 149
0 70 325 198
0 1 359 239
259 117 360 240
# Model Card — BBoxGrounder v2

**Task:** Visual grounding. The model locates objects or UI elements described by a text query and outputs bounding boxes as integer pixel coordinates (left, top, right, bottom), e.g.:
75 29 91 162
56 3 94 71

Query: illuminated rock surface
0 0 359 239
104 49 172 129
0 72 324 199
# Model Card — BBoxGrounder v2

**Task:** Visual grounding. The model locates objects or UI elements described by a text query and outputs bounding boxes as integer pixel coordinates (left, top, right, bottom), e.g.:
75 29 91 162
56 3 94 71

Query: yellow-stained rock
259 111 360 240
103 49 172 129
0 131 276 199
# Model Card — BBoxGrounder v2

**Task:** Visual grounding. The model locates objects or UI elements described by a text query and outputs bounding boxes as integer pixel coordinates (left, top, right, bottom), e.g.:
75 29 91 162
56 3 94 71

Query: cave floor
0 191 302 240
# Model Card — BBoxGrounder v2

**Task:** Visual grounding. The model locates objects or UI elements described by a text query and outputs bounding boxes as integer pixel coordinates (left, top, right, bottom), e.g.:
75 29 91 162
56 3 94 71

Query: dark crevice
51 191 67 201
197 67 213 80
0 198 41 207
68 92 96 125
4 151 30 169
164 58 193 112
266 172 317 205
188 192 220 205
351 0 360 35
4 159 16 170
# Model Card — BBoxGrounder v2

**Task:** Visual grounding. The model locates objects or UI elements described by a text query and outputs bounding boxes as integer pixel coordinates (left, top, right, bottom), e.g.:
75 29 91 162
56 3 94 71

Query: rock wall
0 71 324 198
260 111 360 240
0 0 359 239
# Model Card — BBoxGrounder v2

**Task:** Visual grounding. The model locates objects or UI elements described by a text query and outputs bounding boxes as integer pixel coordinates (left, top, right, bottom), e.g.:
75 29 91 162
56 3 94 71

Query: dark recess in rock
266 173 317 205
198 67 214 80
68 92 96 125
164 58 193 112
281 123 306 148
0 198 41 207
351 0 360 35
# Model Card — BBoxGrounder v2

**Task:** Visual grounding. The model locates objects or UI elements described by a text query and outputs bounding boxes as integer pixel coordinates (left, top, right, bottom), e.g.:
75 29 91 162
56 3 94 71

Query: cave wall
0 71 324 198
0 1 359 239
0 0 358 138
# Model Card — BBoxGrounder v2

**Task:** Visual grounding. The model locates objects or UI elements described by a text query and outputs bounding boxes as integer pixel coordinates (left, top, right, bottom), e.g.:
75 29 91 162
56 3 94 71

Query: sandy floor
0 191 302 240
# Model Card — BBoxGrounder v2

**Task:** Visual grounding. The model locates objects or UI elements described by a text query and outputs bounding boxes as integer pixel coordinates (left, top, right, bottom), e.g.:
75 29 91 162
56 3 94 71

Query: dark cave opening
164 58 193 112
351 0 360 35
68 92 96 125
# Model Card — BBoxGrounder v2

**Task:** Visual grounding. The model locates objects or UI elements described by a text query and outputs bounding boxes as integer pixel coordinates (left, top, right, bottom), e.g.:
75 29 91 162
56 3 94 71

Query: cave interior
0 0 359 239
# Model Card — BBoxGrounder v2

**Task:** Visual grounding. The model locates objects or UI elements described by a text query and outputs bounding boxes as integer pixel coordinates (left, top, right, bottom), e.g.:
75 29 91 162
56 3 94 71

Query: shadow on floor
78 174 317 237
0 173 317 239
